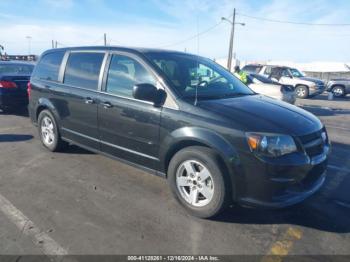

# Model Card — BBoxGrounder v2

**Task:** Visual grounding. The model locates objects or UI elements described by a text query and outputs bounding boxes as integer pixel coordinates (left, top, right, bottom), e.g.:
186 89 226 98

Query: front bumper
309 85 326 96
236 145 329 209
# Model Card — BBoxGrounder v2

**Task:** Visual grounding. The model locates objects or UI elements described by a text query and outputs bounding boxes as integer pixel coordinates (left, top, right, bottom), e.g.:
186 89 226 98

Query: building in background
214 58 350 82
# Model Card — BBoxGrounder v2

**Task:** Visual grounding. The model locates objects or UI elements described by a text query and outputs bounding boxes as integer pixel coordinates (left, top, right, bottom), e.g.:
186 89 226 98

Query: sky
0 0 350 62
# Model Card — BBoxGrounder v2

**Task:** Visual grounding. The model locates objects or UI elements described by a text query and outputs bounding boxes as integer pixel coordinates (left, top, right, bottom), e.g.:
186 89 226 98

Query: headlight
246 133 297 157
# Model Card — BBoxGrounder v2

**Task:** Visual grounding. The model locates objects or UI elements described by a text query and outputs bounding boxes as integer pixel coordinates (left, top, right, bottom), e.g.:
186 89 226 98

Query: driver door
98 53 162 170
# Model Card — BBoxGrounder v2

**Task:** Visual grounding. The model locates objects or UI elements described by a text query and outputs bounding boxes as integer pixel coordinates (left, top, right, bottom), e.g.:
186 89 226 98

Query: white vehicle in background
246 73 296 104
242 65 326 99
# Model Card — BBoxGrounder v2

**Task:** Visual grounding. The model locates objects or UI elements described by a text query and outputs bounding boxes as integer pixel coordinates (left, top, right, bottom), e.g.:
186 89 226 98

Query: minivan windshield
145 52 254 100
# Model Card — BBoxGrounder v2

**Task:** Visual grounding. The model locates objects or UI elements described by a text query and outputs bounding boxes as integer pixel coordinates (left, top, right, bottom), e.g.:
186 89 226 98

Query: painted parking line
0 193 68 258
261 227 303 262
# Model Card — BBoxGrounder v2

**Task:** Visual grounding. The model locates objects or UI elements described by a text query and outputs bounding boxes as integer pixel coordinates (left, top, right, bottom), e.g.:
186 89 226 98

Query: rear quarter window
32 51 65 82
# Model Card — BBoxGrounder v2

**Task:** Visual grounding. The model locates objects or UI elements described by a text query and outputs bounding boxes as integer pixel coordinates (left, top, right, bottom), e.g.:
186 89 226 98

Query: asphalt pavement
0 94 349 257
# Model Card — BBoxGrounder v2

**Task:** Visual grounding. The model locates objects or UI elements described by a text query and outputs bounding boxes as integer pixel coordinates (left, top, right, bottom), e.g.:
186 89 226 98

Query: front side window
32 51 64 82
290 68 304 77
64 52 105 90
145 52 254 100
282 69 291 77
105 54 156 98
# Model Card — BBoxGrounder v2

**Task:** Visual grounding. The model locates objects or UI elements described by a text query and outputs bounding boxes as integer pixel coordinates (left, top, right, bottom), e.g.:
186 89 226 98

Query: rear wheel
296 85 309 99
167 146 231 218
332 86 345 97
38 110 68 152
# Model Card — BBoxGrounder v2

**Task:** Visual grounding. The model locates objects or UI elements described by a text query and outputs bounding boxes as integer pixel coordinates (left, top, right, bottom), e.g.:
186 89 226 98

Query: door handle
102 102 113 109
85 97 95 104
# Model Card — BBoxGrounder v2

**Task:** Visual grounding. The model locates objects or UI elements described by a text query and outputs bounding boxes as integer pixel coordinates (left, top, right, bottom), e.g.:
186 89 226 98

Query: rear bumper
0 93 28 108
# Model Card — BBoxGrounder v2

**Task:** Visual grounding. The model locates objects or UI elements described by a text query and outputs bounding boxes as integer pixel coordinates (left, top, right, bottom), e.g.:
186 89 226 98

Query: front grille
298 129 327 157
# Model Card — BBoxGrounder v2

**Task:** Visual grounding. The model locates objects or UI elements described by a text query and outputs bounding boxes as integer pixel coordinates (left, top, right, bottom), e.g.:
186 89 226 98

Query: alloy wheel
296 87 306 97
176 160 214 207
41 116 55 146
333 87 344 97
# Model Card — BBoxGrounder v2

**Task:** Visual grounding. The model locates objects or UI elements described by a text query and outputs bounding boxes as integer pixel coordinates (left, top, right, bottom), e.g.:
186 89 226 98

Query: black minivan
28 47 330 218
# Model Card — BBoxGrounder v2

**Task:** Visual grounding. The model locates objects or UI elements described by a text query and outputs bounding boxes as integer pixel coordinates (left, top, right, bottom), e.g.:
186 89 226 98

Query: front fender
160 127 241 198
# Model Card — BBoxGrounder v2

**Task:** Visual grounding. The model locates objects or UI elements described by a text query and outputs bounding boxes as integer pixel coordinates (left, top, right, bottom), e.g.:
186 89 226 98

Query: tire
296 85 309 99
38 110 68 152
332 86 345 97
167 146 231 218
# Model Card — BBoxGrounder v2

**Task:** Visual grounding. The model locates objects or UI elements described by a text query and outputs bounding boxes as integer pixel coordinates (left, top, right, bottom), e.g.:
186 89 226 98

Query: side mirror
133 83 167 106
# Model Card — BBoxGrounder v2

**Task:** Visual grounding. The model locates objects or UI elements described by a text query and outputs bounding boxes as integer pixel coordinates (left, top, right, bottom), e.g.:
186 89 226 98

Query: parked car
0 61 34 112
28 47 330 218
326 79 350 97
242 64 273 77
243 65 325 99
247 73 296 104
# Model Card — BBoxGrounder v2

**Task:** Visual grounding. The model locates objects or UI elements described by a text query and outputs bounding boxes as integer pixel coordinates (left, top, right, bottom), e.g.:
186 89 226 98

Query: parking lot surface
0 94 349 256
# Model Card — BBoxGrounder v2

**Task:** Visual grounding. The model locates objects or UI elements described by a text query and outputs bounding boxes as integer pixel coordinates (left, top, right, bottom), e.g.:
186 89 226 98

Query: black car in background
0 61 34 112
28 47 330 218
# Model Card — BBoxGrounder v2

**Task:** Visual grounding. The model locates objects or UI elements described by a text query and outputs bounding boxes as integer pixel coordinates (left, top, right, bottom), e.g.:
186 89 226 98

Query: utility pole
52 40 54 48
55 41 58 48
227 9 235 72
222 9 245 72
104 33 107 46
26 36 32 55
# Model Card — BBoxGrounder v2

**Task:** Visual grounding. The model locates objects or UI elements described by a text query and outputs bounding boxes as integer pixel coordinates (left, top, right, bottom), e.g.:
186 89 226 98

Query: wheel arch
35 98 61 124
160 127 241 200
331 84 346 90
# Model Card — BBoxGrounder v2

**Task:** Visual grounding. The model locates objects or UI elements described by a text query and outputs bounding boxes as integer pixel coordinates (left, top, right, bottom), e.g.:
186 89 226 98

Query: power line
158 20 223 48
237 13 350 26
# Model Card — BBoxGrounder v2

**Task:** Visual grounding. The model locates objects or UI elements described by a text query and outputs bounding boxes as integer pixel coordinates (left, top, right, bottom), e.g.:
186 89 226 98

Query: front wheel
332 86 345 97
296 85 309 99
38 110 68 152
167 146 231 218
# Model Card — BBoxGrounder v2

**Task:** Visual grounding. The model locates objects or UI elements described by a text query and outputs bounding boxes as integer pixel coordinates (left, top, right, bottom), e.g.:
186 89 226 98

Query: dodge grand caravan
28 47 330 218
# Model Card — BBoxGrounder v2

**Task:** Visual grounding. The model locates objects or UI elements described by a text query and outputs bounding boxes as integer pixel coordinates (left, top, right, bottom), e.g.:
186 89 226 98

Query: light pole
222 8 245 72
26 36 32 55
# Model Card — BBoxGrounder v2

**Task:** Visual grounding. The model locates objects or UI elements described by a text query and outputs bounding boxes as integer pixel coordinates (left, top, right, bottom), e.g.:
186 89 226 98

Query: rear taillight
0 80 17 89
27 82 32 98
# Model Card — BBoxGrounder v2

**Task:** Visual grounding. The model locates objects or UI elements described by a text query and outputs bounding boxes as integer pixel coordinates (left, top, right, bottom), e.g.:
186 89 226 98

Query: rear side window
32 51 64 82
64 52 105 90
242 65 261 74
264 66 272 75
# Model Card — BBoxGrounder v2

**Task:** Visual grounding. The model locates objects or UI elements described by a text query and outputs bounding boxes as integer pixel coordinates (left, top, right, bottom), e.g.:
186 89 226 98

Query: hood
197 95 322 136
300 76 324 85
